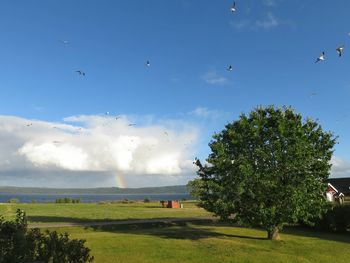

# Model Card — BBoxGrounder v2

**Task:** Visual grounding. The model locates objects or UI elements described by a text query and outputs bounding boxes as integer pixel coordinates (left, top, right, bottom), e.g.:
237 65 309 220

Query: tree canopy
194 106 336 240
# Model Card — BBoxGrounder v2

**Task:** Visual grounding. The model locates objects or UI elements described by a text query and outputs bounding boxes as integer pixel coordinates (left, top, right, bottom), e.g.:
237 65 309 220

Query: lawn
1 202 349 262
50 221 350 263
0 201 211 225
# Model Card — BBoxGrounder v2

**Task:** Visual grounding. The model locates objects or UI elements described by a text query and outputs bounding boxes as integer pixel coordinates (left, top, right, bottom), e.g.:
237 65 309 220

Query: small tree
0 209 94 262
195 106 336 240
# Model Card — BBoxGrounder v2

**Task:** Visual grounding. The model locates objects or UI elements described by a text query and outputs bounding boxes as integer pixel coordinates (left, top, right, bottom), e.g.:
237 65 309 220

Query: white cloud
262 0 278 6
230 19 252 31
0 114 199 187
202 70 230 85
230 12 292 31
189 107 224 119
256 12 279 29
19 143 89 171
331 156 350 178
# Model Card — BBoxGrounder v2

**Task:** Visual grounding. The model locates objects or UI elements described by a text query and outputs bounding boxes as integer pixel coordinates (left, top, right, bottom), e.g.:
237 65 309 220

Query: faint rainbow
115 173 126 188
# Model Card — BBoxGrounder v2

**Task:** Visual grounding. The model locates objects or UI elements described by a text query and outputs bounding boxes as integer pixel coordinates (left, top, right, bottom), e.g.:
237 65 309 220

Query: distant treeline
7 198 82 204
0 185 188 195
55 197 81 203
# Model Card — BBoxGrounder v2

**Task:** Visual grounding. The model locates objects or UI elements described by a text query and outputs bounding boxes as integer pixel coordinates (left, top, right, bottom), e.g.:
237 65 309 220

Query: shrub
7 198 20 204
312 204 350 232
143 198 150 203
55 197 81 204
72 198 81 204
0 209 94 262
121 199 129 204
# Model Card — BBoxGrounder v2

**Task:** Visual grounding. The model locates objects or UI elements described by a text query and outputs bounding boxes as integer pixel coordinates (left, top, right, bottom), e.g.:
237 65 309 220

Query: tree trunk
267 226 280 240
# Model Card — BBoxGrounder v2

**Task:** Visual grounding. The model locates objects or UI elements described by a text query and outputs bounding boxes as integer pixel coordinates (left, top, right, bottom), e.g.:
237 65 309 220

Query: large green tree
195 106 336 240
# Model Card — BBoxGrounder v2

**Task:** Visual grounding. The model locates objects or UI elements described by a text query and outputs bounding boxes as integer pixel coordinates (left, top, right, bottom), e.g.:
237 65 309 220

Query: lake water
0 193 192 203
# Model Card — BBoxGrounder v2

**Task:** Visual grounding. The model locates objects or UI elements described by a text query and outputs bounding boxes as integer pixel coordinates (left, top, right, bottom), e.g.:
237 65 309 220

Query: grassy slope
53 222 350 263
0 202 210 224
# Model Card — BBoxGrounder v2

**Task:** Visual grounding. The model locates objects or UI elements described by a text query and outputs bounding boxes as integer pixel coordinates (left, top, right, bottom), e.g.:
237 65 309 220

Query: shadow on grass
104 204 164 209
27 216 210 224
88 221 267 241
28 215 118 223
28 215 350 244
88 222 350 244
282 226 350 244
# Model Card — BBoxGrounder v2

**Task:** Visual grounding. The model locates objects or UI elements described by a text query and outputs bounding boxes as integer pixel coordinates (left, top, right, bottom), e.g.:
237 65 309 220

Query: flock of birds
70 3 240 77
315 46 344 63
24 1 349 145
231 1 347 65
70 2 348 78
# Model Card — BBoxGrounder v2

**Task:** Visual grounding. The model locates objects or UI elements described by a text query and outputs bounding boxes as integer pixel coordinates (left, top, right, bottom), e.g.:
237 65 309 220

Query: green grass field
50 222 350 263
0 201 210 225
1 202 349 262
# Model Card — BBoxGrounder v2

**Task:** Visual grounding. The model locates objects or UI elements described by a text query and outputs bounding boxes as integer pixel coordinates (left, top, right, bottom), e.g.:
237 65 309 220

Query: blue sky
0 0 350 187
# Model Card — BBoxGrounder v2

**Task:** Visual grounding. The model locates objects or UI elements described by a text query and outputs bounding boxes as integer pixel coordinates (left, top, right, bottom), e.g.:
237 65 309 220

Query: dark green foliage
0 209 94 263
121 199 130 204
195 106 336 239
313 204 350 232
187 179 205 200
7 198 20 203
143 198 151 203
55 197 81 204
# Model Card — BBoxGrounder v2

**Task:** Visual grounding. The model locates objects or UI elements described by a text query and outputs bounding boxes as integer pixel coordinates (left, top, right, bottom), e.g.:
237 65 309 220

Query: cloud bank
0 115 199 187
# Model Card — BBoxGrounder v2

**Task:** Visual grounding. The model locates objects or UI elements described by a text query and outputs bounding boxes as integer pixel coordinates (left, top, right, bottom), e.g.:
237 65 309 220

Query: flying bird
76 70 86 76
227 65 233 71
26 123 33 127
115 116 121 120
230 2 236 12
336 46 344 57
315 52 325 63
128 123 136 126
146 60 151 67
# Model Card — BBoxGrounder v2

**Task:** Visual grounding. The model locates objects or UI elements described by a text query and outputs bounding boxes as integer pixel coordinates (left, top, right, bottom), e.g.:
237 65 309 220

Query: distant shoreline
0 185 189 195
0 193 192 203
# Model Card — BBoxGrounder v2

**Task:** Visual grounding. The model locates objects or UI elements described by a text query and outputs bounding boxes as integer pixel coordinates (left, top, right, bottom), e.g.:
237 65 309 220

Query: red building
160 200 180 208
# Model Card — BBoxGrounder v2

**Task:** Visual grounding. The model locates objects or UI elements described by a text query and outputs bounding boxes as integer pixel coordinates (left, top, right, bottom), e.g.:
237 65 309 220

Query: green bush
7 198 20 204
121 199 129 204
313 204 350 232
55 197 81 204
143 197 150 203
0 209 94 262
